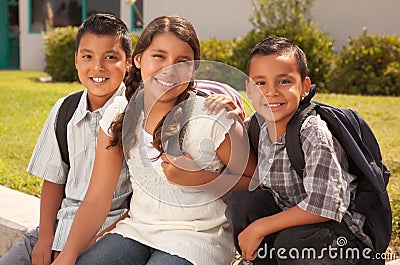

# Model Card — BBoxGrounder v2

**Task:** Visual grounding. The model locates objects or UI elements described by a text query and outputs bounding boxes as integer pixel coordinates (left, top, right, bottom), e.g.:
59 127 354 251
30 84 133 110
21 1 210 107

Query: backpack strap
55 91 84 169
247 112 264 154
285 85 317 178
285 102 317 178
163 90 204 156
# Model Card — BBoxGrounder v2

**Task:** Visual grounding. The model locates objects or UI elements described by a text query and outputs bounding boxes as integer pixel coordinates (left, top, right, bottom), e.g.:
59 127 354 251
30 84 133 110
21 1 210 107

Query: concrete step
0 185 39 257
0 184 399 264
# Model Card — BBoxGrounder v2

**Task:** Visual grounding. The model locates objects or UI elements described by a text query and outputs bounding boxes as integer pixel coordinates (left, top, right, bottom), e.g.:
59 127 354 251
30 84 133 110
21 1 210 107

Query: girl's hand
203 94 245 121
161 152 201 186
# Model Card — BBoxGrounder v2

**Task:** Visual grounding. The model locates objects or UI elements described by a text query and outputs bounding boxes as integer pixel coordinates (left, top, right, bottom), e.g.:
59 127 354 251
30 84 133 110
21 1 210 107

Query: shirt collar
260 123 286 145
72 82 126 125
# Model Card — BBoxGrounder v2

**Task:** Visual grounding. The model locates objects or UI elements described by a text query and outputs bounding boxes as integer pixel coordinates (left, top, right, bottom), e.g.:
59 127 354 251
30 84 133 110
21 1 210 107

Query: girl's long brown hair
108 16 201 157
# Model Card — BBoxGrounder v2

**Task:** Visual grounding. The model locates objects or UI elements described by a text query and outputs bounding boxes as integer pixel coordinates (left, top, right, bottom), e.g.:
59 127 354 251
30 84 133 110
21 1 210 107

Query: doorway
0 0 19 69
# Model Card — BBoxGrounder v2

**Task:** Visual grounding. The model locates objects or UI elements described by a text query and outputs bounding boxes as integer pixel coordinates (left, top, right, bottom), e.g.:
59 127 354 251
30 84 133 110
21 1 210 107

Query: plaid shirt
258 114 372 247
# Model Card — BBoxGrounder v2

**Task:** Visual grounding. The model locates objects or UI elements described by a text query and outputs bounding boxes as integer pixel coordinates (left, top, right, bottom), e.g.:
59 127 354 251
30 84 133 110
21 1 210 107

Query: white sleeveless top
100 95 235 265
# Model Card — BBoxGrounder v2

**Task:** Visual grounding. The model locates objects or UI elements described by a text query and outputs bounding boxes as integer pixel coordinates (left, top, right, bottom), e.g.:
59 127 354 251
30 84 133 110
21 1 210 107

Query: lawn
0 70 399 255
0 70 81 196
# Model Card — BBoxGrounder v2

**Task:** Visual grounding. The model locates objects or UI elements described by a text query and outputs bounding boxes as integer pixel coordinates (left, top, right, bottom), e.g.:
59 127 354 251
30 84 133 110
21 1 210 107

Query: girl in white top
51 15 256 265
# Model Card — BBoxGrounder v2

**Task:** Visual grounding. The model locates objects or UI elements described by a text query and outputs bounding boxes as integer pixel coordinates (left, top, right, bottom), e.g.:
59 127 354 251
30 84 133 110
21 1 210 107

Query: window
30 0 121 33
30 0 82 32
131 0 143 31
86 0 119 18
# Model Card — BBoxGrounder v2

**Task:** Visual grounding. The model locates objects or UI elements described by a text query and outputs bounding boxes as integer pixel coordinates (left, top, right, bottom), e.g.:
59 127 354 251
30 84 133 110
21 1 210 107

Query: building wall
18 0 400 71
312 0 400 51
18 0 132 70
142 0 253 41
19 0 46 70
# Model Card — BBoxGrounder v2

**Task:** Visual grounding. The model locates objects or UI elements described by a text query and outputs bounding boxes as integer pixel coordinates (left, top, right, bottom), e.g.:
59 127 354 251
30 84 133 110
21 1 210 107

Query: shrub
198 38 247 90
43 27 138 82
331 29 400 96
230 22 337 92
43 26 79 82
200 37 236 65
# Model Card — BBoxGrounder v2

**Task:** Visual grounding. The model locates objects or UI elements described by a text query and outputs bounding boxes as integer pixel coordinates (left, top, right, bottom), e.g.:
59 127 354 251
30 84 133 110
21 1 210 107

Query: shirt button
269 158 274 163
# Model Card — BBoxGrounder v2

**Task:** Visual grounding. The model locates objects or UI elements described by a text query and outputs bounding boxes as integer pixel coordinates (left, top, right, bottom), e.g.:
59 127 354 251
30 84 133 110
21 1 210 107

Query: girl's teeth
157 79 175 87
93 77 106 83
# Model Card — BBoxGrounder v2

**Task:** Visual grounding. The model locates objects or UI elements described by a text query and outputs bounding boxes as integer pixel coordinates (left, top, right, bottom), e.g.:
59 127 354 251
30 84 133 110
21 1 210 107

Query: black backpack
248 85 392 253
55 90 83 169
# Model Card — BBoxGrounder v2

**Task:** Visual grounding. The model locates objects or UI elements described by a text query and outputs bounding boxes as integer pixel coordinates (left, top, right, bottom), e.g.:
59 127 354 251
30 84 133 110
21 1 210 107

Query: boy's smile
246 53 310 139
75 33 130 110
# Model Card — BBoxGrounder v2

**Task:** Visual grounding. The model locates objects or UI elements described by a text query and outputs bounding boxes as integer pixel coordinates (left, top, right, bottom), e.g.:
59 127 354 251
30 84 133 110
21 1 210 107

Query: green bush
200 37 236 65
331 29 400 96
198 38 247 90
230 22 337 92
43 26 79 82
43 27 138 82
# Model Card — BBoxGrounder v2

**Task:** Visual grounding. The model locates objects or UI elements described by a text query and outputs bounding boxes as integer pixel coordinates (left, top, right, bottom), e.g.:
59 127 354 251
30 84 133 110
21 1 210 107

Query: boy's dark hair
246 36 308 80
75 13 132 60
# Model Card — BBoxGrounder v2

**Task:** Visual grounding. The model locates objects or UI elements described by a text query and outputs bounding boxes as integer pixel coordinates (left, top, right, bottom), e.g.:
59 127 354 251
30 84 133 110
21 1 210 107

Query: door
0 0 19 69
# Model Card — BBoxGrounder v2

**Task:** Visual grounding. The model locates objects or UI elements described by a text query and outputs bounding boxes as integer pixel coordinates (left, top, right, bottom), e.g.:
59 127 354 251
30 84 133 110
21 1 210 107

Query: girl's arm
239 205 329 261
87 210 129 247
51 129 124 265
162 119 257 193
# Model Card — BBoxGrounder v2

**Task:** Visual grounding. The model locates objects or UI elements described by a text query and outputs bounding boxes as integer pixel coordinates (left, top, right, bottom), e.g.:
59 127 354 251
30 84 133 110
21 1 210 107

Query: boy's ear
302 77 311 96
74 52 78 69
133 54 141 69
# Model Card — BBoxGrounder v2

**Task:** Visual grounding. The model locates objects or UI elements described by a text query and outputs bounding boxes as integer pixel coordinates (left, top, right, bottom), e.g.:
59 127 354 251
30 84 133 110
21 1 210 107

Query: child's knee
274 225 333 251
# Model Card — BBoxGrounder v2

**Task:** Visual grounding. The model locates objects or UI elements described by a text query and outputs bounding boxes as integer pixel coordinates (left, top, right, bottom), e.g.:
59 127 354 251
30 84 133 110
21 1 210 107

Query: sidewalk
0 185 39 257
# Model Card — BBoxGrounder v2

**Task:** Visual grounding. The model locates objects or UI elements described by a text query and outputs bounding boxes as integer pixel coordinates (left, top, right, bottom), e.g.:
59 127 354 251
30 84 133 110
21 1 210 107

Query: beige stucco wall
142 0 253 41
312 0 400 51
18 0 131 70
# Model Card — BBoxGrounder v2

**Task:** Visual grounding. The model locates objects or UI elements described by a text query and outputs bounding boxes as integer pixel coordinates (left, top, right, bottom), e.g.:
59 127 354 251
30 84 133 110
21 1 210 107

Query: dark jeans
224 189 380 265
76 233 193 265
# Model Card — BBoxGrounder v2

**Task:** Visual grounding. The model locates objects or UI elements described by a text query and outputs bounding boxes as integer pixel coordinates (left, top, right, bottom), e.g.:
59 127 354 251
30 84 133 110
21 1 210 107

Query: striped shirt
27 83 131 251
258 114 372 247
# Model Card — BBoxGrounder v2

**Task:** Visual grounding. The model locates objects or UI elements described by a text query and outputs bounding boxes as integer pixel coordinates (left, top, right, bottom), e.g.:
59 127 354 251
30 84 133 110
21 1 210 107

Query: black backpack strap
55 91 84 168
285 102 317 178
247 112 264 154
285 85 317 178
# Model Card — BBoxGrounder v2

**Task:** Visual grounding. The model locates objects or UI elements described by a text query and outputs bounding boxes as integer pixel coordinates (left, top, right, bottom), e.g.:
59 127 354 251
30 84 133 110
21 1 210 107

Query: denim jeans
76 233 193 265
224 189 375 265
0 227 39 265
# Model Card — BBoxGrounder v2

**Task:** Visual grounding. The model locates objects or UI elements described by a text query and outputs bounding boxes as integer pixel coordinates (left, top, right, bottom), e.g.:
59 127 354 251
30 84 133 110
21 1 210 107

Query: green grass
0 70 81 196
0 70 399 254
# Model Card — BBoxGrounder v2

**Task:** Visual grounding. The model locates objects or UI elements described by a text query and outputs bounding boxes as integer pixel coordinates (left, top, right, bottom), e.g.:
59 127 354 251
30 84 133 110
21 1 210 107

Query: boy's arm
51 130 124 265
238 205 329 261
32 180 64 265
